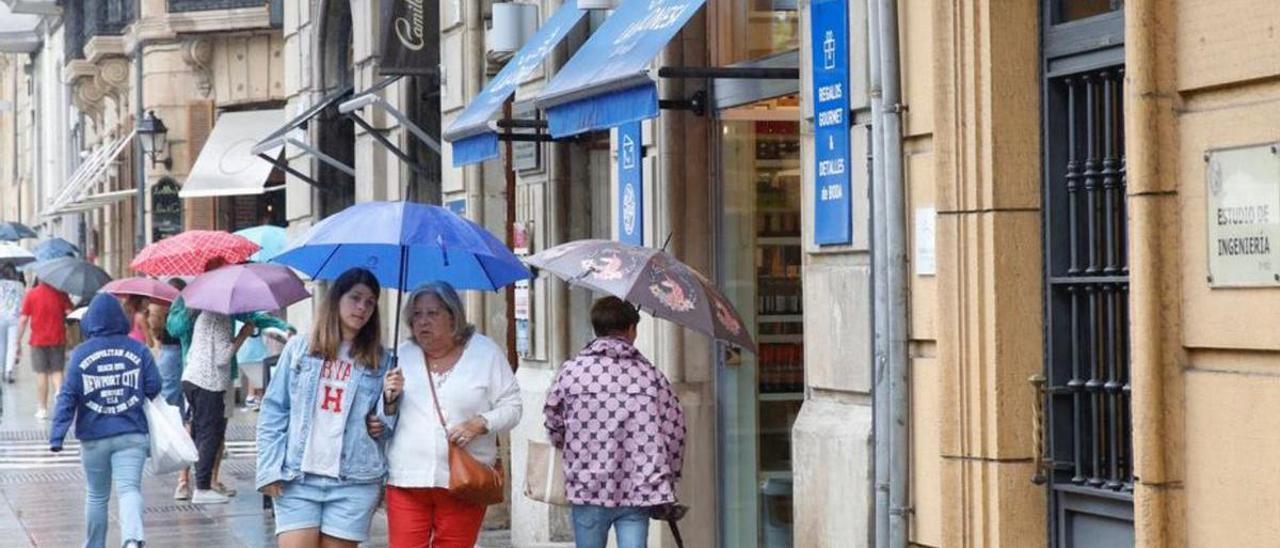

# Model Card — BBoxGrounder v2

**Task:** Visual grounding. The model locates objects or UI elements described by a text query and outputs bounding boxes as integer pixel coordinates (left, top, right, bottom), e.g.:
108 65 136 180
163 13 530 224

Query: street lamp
137 110 171 170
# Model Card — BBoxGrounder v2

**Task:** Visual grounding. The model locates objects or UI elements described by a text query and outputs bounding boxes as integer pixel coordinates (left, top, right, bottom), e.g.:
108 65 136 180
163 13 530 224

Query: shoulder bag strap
423 346 450 435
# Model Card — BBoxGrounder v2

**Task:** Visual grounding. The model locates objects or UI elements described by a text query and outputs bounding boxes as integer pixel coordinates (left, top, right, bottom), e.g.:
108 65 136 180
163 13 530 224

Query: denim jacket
255 336 398 490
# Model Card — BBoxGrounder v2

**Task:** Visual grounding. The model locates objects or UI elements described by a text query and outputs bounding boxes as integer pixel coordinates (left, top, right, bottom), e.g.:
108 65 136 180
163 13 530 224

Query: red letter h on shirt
321 386 344 413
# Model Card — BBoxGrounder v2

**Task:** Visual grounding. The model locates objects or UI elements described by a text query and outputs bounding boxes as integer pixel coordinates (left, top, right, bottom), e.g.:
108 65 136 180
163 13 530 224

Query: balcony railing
64 0 134 62
168 0 266 12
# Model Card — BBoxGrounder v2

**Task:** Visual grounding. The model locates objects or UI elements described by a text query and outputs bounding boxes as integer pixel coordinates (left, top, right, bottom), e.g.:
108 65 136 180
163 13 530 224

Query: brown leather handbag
425 357 505 506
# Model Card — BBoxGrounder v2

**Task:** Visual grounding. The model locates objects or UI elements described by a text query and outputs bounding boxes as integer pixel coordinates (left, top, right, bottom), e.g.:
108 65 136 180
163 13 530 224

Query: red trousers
386 486 487 548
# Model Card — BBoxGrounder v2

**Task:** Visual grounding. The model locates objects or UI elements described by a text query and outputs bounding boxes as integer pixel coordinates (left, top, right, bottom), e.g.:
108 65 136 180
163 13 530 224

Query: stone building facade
0 0 286 277
6 1 1280 547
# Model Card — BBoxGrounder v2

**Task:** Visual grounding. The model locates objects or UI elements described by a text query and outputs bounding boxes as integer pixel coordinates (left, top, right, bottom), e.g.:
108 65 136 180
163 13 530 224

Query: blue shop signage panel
617 121 644 246
810 0 852 246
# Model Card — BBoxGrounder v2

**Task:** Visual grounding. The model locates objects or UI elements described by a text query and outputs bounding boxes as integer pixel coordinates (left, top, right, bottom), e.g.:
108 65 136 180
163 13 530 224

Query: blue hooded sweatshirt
50 293 162 450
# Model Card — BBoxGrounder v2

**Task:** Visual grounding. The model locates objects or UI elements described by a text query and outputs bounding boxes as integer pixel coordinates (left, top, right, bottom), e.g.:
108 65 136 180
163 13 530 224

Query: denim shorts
273 474 382 542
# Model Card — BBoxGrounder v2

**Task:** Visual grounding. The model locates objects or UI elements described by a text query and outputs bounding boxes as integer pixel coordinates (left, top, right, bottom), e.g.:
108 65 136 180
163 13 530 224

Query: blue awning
534 0 706 138
443 0 587 167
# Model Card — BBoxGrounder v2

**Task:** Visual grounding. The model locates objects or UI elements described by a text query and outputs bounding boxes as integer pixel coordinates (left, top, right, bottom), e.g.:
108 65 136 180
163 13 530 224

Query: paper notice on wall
514 279 531 320
915 206 936 276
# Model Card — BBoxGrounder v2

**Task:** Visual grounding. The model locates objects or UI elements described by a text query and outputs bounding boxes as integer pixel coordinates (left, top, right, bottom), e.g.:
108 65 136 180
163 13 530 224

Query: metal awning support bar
256 153 338 196
379 102 442 155
657 66 800 80
347 113 434 179
286 137 356 177
338 83 442 156
494 119 548 129
495 133 557 143
658 91 707 116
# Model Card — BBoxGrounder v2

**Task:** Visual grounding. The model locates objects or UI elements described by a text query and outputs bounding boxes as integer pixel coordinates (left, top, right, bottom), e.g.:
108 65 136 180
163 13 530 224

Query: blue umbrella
272 201 531 362
33 237 79 261
272 201 530 292
0 222 36 241
235 225 288 263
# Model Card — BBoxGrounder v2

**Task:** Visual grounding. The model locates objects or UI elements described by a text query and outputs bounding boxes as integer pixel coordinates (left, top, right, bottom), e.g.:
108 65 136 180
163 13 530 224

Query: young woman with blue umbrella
263 201 530 546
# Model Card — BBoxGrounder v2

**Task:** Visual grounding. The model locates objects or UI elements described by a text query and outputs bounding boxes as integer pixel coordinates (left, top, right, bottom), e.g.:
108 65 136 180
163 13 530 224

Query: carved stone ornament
72 75 107 122
183 38 215 98
95 57 131 100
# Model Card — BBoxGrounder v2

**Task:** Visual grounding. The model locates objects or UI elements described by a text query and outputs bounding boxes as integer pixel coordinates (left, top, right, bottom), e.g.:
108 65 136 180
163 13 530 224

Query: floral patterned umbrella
130 230 260 276
524 239 756 352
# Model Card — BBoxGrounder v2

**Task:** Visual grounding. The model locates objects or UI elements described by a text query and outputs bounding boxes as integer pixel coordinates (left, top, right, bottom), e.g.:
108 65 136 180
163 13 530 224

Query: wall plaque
1206 143 1280 287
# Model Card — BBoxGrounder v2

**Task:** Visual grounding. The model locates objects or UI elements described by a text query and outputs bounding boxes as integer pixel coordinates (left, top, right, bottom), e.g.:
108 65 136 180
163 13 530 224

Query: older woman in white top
376 281 521 548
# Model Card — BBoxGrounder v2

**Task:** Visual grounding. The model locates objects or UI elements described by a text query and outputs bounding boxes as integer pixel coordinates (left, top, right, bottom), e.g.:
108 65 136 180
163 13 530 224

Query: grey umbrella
524 239 757 352
28 257 112 301
0 222 37 242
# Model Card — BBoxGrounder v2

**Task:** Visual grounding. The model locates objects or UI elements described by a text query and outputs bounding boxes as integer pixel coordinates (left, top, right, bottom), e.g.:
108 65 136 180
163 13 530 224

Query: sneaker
191 489 231 505
173 480 191 501
122 540 145 548
5 373 13 384
34 408 47 420
213 482 237 497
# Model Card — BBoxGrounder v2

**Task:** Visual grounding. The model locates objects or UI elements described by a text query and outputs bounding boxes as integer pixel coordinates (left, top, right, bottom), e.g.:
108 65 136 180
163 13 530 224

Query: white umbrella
0 243 35 266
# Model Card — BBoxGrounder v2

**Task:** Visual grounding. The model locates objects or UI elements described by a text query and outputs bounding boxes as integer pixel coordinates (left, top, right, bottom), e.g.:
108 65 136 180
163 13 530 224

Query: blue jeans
156 344 184 413
80 433 149 548
571 505 650 548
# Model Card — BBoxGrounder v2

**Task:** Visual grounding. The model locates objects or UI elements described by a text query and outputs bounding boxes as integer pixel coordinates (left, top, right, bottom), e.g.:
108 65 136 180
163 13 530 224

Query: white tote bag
523 440 568 506
143 397 198 475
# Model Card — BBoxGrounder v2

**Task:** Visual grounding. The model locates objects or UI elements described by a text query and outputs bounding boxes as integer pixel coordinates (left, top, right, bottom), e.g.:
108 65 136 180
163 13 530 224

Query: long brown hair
308 267 383 368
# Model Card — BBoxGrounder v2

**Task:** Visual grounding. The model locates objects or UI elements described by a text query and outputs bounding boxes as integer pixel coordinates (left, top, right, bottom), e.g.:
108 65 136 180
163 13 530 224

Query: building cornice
123 7 272 54
2 0 59 16
84 35 127 63
62 59 98 85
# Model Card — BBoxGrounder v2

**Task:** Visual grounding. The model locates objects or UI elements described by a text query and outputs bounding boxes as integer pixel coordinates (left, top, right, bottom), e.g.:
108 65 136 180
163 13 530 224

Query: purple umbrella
524 239 756 352
181 263 310 315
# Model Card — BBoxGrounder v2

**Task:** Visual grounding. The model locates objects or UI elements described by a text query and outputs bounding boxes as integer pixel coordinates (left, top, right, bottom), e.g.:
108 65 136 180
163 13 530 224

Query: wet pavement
0 359 512 547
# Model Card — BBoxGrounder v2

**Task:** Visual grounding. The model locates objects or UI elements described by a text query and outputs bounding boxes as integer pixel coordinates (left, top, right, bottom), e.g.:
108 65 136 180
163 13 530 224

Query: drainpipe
133 40 146 253
658 12 685 373
12 59 19 223
875 0 909 546
545 0 573 367
463 0 488 327
32 61 42 233
866 0 888 544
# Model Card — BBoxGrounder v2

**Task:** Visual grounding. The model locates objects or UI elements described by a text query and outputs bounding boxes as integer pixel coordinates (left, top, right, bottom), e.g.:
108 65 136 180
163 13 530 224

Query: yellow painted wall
1170 1 1280 545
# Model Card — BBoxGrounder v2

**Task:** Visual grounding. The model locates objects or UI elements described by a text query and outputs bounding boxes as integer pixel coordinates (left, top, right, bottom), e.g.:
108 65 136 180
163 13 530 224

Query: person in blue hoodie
50 293 162 548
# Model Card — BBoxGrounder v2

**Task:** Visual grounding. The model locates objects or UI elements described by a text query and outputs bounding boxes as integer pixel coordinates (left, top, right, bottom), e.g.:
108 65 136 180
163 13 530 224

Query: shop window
711 0 800 66
717 95 801 548
318 0 355 215
1054 0 1123 24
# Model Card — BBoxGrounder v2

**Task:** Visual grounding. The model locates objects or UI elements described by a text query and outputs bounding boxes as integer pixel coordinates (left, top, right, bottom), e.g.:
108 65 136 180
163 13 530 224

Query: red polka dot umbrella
130 230 260 276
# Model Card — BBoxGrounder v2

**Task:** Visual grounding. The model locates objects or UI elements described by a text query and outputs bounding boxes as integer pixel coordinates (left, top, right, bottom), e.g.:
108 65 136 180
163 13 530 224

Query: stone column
933 1 1046 546
1124 0 1185 546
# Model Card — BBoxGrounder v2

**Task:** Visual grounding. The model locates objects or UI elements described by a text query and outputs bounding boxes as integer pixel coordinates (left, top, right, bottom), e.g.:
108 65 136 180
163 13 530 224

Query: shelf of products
755 124 805 397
